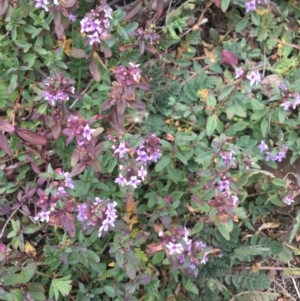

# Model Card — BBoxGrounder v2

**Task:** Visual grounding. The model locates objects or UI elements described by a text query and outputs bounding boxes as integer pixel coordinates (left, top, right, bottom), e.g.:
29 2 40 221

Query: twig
0 206 20 239
288 262 300 300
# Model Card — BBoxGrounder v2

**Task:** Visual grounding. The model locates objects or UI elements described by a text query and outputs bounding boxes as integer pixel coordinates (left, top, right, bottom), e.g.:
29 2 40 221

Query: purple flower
166 242 183 255
219 179 230 191
115 174 127 186
284 197 294 206
34 0 49 11
190 263 196 269
179 254 186 264
127 176 141 188
265 152 277 162
245 0 256 13
136 150 149 162
279 83 287 91
201 253 209 264
34 210 51 222
277 145 288 162
83 124 95 141
280 101 291 111
246 70 261 86
235 67 244 79
114 142 129 159
88 32 100 45
231 195 239 206
150 151 162 163
60 171 74 189
98 201 117 237
258 141 268 153
68 14 77 22
137 165 147 181
292 93 300 109
77 204 88 222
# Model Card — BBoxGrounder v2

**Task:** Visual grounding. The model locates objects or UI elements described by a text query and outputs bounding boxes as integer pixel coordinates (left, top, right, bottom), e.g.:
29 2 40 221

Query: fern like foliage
229 291 279 301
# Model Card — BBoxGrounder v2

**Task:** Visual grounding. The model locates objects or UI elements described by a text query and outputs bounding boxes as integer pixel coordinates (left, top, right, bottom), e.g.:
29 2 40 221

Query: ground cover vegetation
1 0 300 300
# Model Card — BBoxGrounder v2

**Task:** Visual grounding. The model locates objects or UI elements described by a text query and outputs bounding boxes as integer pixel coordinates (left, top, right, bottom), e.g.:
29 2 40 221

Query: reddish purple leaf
144 44 158 54
124 0 142 21
221 50 238 67
15 129 47 145
70 49 87 58
88 158 101 173
65 0 76 8
0 120 15 133
117 99 126 116
130 100 146 110
71 149 79 167
90 60 101 82
101 99 112 111
0 132 12 156
61 212 76 237
70 162 86 177
0 0 8 16
155 0 164 19
51 122 61 140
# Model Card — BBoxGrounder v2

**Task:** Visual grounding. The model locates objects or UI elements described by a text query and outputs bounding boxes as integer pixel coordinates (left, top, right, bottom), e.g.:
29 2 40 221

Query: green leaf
183 278 199 295
175 152 188 165
125 260 137 280
20 262 37 283
103 286 116 298
235 18 249 32
124 22 139 34
218 85 235 101
49 275 72 301
218 223 230 240
261 118 268 137
250 10 260 25
221 0 230 12
271 178 287 188
152 251 165 264
155 156 171 172
206 115 218 137
167 166 182 183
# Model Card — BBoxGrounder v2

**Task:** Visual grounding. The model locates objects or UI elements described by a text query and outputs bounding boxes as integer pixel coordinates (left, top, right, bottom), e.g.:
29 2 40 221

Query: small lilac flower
34 210 51 222
279 83 287 91
219 179 230 191
114 142 129 159
68 14 77 22
247 71 261 86
190 263 196 269
77 204 88 222
231 195 239 206
277 145 288 162
235 67 244 79
284 197 294 206
83 124 95 141
245 0 256 13
127 176 141 188
137 165 147 181
61 171 74 189
166 242 183 255
292 93 300 109
150 151 162 163
266 152 277 162
136 150 149 162
115 174 127 186
201 253 209 264
179 254 186 264
34 0 49 11
280 101 291 111
258 141 268 153
88 32 100 45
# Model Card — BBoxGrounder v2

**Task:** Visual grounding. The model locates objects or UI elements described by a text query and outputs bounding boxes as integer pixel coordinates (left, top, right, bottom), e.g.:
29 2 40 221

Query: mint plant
1 0 300 300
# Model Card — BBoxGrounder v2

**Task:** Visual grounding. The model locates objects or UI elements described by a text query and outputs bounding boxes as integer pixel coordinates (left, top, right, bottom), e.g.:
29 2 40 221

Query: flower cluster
258 141 288 162
80 4 113 46
235 68 262 86
284 196 294 206
113 133 162 189
65 115 95 146
34 170 74 223
245 0 268 13
77 197 118 237
34 0 78 22
160 226 210 275
131 23 160 45
279 83 300 110
41 72 75 106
